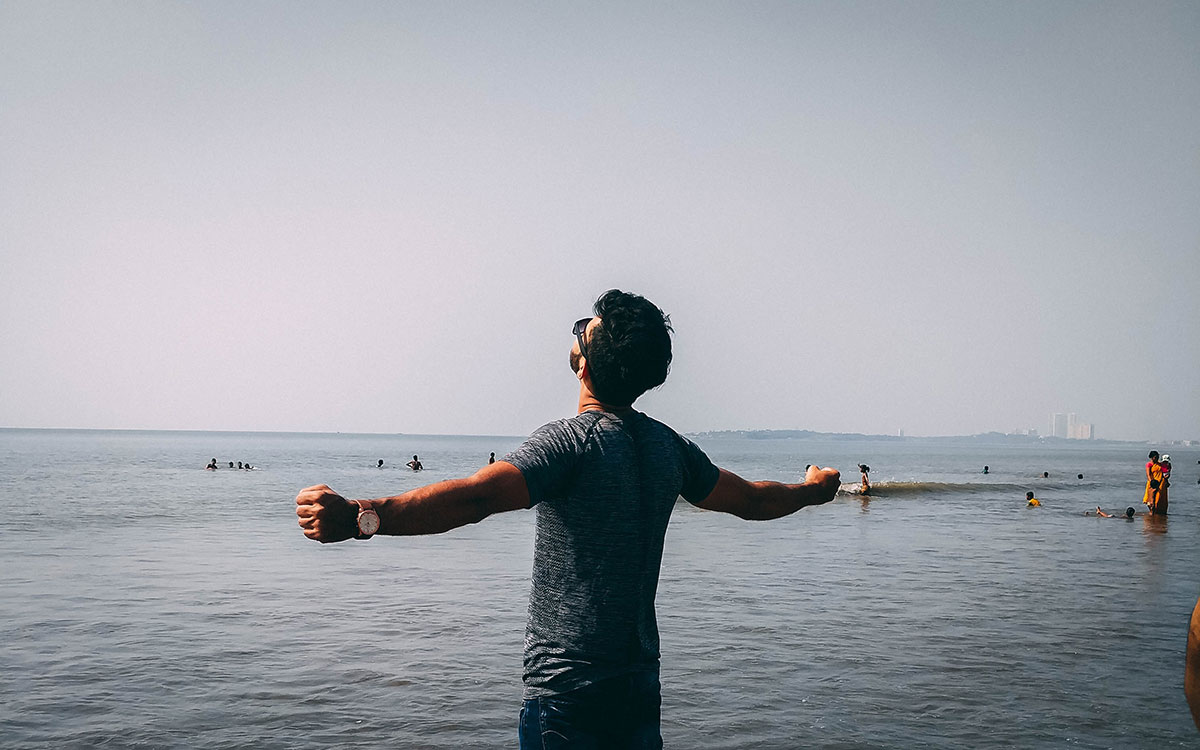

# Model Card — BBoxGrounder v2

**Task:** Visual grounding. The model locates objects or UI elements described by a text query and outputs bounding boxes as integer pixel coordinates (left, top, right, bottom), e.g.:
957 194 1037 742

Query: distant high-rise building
1070 422 1095 440
1051 413 1068 438
1052 411 1097 439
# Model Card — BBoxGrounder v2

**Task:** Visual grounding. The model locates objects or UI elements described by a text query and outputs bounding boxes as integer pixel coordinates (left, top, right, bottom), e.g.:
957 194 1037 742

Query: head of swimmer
570 290 673 407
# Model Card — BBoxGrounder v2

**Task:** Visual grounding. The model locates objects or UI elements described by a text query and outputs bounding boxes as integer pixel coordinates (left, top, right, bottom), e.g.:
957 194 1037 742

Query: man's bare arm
1186 594 1200 731
296 461 530 543
695 465 841 520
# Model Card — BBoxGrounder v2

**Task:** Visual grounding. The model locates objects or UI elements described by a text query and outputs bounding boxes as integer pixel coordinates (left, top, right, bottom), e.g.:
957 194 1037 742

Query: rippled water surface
2 429 1198 748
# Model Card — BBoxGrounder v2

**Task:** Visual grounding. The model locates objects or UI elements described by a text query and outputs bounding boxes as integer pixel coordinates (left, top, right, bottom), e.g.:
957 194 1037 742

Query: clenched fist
296 484 356 543
804 465 841 504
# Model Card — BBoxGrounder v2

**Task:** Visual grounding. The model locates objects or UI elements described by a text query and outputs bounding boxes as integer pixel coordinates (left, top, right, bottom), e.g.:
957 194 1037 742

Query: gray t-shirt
505 409 720 698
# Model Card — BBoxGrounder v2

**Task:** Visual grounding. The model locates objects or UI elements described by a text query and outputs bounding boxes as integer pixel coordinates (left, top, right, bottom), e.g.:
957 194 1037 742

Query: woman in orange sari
1143 450 1165 514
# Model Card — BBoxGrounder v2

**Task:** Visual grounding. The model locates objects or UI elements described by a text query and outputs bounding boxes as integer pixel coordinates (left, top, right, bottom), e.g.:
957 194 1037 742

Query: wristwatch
353 499 380 539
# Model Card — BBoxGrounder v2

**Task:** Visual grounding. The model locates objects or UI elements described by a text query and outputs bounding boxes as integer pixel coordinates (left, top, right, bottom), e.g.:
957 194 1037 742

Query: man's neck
577 388 632 416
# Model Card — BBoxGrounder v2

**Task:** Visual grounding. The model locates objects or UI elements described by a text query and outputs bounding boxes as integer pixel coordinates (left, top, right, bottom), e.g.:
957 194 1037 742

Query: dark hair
1125 507 1135 518
1026 491 1034 499
1148 451 1159 460
586 289 673 406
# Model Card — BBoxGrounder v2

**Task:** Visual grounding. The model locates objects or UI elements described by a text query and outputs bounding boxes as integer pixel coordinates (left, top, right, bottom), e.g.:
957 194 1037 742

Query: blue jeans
518 671 663 749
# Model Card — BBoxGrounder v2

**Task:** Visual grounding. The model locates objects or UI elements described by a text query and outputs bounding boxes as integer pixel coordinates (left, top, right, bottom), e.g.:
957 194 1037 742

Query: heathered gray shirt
505 409 720 698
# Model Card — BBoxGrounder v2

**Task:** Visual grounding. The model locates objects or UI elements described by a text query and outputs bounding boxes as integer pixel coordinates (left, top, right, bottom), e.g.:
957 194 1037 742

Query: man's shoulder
585 410 690 442
518 412 606 450
628 411 696 445
524 410 692 450
534 411 607 434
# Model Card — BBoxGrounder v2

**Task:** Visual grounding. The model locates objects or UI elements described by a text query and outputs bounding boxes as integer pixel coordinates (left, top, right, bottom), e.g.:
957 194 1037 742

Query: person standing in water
295 289 841 747
1160 454 1172 514
1144 451 1165 514
858 464 871 494
407 455 423 471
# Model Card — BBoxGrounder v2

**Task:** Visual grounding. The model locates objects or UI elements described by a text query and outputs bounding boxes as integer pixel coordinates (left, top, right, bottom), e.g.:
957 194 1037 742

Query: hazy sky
2 1 1197 441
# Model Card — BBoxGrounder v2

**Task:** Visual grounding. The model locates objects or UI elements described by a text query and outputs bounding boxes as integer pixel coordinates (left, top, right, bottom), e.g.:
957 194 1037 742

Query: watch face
358 509 380 536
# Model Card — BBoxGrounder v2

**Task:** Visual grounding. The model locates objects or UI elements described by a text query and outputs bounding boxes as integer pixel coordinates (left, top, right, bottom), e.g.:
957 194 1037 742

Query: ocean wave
837 480 1032 497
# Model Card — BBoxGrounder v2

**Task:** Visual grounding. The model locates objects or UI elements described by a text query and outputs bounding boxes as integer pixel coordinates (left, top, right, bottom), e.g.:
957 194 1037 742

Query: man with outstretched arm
297 289 840 749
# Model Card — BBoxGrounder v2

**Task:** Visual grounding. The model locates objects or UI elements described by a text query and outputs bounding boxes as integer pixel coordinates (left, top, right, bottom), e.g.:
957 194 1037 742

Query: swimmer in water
1026 491 1041 507
378 459 384 468
983 465 989 474
1088 506 1137 519
858 464 871 494
407 455 423 471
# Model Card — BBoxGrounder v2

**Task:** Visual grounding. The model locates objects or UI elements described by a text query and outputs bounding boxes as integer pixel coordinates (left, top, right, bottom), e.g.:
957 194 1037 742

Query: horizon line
1 424 1188 445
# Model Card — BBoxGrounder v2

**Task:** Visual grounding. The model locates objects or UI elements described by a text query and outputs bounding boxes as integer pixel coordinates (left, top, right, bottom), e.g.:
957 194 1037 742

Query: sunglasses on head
573 317 592 359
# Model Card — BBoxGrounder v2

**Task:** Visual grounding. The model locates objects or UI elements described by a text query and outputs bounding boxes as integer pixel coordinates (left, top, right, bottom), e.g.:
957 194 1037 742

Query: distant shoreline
687 429 1193 448
1 425 1193 447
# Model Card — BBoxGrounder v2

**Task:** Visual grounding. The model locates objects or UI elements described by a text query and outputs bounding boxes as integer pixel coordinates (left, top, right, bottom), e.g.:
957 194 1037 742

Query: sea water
1 428 1197 748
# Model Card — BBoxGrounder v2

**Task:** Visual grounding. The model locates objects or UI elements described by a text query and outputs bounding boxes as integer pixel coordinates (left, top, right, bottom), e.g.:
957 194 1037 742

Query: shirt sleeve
503 420 586 506
677 435 720 505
